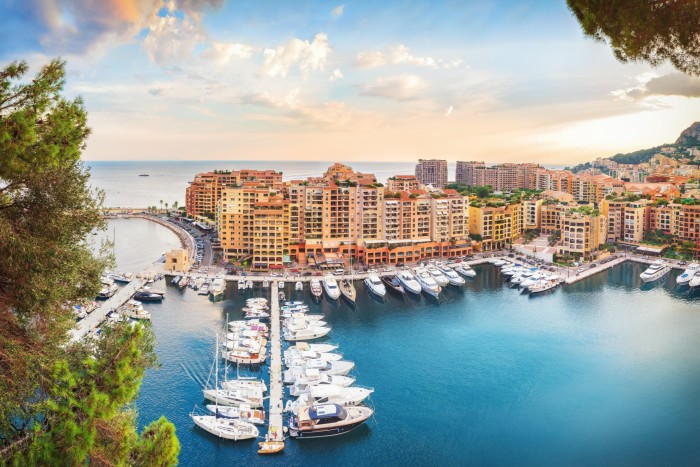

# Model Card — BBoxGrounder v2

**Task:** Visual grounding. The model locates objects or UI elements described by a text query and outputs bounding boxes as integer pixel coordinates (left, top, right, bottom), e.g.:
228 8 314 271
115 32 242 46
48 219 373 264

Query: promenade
267 284 285 445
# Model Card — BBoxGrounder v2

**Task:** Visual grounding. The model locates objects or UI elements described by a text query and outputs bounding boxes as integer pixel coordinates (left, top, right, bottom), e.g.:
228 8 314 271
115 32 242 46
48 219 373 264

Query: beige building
558 211 607 259
601 199 649 244
415 159 448 188
386 175 420 192
468 202 522 251
165 249 191 273
522 199 543 230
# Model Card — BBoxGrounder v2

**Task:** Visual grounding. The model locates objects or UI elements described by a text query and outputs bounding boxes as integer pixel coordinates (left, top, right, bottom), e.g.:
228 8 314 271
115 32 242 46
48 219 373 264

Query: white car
382 267 393 272
368 269 377 274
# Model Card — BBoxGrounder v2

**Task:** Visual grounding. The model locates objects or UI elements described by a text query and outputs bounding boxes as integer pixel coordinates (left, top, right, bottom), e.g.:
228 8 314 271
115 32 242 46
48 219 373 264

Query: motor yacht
295 281 304 291
294 385 374 408
676 263 699 285
310 279 323 299
455 263 476 278
237 279 246 290
639 260 670 282
436 264 465 286
283 360 355 382
364 274 386 298
116 300 150 320
396 270 422 295
322 274 341 300
528 278 559 296
205 404 266 425
412 268 441 298
287 342 339 354
210 277 226 298
426 266 449 286
690 272 700 288
381 275 404 295
283 326 332 342
202 386 264 408
221 378 268 393
288 404 374 439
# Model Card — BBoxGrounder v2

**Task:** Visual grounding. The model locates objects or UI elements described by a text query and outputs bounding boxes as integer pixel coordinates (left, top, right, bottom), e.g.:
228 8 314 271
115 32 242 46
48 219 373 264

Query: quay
266 283 285 447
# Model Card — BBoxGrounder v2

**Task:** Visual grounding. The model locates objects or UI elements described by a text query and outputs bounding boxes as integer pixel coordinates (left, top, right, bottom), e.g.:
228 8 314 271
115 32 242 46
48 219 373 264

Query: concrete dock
267 283 285 445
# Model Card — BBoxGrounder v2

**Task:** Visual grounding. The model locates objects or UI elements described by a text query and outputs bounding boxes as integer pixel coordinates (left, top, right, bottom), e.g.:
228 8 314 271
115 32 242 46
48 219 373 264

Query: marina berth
396 270 422 295
412 268 442 297
205 404 266 425
364 274 387 298
190 415 260 441
676 263 698 285
322 274 341 300
309 279 323 299
639 260 671 282
381 275 405 295
436 264 465 286
288 403 374 439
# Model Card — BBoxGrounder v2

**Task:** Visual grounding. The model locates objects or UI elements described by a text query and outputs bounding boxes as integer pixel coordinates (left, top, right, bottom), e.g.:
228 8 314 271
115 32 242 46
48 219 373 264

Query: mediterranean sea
104 219 700 467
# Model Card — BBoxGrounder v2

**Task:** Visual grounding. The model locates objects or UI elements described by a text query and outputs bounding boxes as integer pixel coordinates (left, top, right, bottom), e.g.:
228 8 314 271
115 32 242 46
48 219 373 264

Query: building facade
415 159 448 188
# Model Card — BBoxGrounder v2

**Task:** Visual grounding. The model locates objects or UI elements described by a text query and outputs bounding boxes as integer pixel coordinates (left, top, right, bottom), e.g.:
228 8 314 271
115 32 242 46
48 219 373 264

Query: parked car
679 260 688 266
333 269 345 276
382 267 393 272
303 271 313 276
590 263 597 268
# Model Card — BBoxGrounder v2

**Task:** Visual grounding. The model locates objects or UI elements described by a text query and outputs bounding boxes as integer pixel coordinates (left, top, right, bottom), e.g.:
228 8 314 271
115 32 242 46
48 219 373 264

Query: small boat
191 415 259 440
639 260 670 283
295 281 303 291
381 275 405 296
258 441 284 455
133 291 163 302
245 279 253 289
205 404 266 425
198 281 210 295
436 264 465 286
262 280 269 288
322 274 341 300
210 277 226 298
412 268 441 298
338 279 356 304
529 278 559 296
676 263 698 285
283 326 331 342
222 378 268 393
288 403 374 439
238 279 246 290
310 279 323 299
278 280 285 288
171 275 181 285
111 272 133 284
425 266 449 287
455 263 476 278
116 300 151 320
364 274 386 298
202 387 265 408
138 174 149 177
177 276 190 290
287 342 339 354
396 270 421 295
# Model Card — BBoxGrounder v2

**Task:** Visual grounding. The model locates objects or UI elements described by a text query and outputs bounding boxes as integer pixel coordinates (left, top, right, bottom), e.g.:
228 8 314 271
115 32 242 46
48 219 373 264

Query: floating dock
266 283 285 448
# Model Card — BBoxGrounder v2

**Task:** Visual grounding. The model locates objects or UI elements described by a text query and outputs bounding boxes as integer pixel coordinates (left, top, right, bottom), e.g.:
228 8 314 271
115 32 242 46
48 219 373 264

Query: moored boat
210 277 226 298
436 264 465 286
205 404 266 425
288 403 373 439
295 281 304 291
676 263 698 285
309 279 323 299
322 274 341 300
381 275 405 295
412 268 441 298
639 260 670 283
364 274 386 298
396 270 421 295
191 415 259 440
116 300 151 320
338 279 356 304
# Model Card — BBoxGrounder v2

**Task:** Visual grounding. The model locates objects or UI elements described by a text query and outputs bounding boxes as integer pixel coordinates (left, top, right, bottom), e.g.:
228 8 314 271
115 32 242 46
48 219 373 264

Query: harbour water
105 219 700 466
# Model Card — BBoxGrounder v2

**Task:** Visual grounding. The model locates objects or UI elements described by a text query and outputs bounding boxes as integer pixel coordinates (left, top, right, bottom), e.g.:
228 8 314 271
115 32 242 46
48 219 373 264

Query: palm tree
160 200 163 212
165 202 169 213
173 201 179 211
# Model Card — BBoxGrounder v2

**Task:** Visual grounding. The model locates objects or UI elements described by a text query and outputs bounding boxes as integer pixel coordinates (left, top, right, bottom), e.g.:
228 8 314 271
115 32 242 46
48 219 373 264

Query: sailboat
190 334 260 440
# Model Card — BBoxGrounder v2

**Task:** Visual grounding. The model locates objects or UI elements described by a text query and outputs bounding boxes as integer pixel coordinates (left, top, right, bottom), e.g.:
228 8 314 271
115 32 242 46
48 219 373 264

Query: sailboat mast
215 333 219 413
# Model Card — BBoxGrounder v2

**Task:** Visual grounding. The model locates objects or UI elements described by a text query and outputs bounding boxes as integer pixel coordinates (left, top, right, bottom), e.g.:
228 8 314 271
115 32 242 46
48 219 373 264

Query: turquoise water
108 220 700 466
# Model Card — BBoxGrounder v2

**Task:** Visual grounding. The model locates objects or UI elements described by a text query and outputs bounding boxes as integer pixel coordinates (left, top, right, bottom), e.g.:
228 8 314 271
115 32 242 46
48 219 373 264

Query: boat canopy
309 404 346 420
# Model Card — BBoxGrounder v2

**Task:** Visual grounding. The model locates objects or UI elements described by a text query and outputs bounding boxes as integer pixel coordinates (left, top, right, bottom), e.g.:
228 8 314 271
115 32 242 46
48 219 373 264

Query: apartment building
601 199 649 244
650 202 700 247
558 211 607 259
386 175 420 192
251 196 290 270
415 159 448 188
455 161 484 186
522 199 543 230
468 202 522 251
185 169 283 218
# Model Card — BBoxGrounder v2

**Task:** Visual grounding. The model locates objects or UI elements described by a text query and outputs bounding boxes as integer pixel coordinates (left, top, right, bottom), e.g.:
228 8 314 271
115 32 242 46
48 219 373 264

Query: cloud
331 4 345 19
201 42 254 66
149 87 164 96
362 74 428 101
612 73 700 101
355 51 387 69
355 44 462 70
329 69 344 81
445 105 454 117
143 15 205 65
259 33 331 78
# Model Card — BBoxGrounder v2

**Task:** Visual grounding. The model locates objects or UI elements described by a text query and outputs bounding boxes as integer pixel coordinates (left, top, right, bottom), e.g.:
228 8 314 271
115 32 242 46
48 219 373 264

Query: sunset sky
2 0 699 164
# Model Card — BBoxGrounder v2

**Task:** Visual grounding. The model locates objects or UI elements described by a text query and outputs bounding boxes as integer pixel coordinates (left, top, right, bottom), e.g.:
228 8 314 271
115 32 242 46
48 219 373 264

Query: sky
1 0 699 165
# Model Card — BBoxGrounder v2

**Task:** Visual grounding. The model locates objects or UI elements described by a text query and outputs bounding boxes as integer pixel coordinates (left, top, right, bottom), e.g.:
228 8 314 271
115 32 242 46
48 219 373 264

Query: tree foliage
0 60 179 465
567 0 700 75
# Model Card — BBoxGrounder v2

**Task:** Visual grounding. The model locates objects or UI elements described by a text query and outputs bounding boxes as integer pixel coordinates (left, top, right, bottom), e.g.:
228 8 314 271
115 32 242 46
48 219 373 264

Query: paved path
267 283 285 444
70 278 146 342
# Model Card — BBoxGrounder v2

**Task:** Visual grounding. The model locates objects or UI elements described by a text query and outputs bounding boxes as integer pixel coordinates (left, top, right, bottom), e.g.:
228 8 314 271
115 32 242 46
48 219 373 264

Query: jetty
266 283 285 447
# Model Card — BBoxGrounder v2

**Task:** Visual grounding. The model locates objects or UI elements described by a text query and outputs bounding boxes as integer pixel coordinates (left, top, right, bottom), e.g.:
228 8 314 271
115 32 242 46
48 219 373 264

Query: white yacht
237 279 246 290
322 274 341 300
283 360 355 382
426 266 449 286
221 378 267 394
455 263 476 278
396 270 422 295
690 272 700 288
202 387 265 408
436 264 465 286
309 279 323 299
639 260 671 282
191 415 259 440
293 385 374 408
284 350 343 367
116 300 151 320
529 278 559 296
493 259 508 267
210 277 226 298
412 268 441 298
295 281 304 291
205 404 266 425
676 263 699 285
283 326 332 342
287 342 339 354
245 279 253 289
364 274 386 298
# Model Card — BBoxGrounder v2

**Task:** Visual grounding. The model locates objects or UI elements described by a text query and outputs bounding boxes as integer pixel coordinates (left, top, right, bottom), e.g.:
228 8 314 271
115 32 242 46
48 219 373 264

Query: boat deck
266 283 285 447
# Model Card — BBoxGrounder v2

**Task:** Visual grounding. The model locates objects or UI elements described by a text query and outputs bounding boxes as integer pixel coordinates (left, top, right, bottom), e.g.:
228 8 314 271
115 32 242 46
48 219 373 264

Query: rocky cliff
675 122 700 146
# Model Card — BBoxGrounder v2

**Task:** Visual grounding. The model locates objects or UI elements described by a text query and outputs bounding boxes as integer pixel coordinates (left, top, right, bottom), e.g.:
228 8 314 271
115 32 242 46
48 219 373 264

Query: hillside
676 122 700 147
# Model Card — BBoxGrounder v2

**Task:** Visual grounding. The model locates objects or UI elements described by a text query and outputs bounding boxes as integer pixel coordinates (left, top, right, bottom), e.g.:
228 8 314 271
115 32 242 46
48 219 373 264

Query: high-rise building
558 211 607 259
455 161 484 186
468 202 522 251
415 159 448 188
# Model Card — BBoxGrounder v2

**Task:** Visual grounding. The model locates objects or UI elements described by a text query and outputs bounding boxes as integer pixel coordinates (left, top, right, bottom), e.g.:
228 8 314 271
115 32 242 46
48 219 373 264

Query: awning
269 264 285 269
635 245 666 254
283 255 291 263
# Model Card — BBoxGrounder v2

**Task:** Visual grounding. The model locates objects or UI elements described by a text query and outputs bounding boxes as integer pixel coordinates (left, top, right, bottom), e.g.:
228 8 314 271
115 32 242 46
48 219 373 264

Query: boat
322 274 341 300
97 283 117 299
426 266 449 286
287 342 339 354
284 359 355 379
295 385 374 407
198 281 210 295
310 279 323 299
258 441 284 454
191 415 259 441
412 268 441 298
289 376 356 396
246 279 253 289
295 281 304 291
396 270 422 295
436 264 465 286
237 279 246 290
529 278 559 296
493 259 507 267
283 326 331 342
676 263 699 285
205 404 265 425
262 280 269 288
111 272 133 284
455 263 476 278
381 275 405 296
690 273 700 288
138 174 149 177
364 274 386 298
221 378 268 393
284 350 343 367
288 403 374 439
116 300 151 320
639 260 671 282
278 280 285 288
132 291 163 302
210 277 226 298
171 275 181 285
202 387 265 408
338 279 356 304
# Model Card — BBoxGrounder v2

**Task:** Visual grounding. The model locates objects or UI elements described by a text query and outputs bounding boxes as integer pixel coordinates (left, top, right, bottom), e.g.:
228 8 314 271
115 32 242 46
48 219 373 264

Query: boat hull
289 418 368 439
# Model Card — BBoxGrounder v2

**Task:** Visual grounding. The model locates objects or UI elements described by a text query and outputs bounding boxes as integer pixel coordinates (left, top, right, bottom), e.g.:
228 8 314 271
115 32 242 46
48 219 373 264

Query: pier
267 283 285 447
70 278 146 342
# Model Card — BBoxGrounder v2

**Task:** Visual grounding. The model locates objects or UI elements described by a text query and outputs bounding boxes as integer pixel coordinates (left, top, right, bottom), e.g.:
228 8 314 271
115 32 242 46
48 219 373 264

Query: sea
85 160 570 208
102 217 700 467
